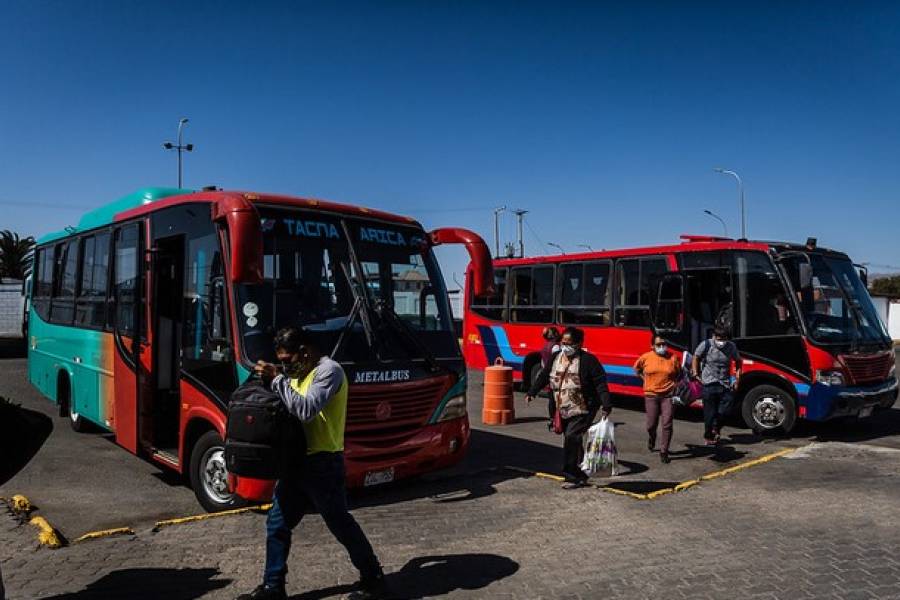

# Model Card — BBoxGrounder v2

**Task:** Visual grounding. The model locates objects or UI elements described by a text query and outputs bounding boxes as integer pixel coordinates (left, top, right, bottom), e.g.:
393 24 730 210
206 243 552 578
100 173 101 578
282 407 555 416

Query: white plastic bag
580 417 618 476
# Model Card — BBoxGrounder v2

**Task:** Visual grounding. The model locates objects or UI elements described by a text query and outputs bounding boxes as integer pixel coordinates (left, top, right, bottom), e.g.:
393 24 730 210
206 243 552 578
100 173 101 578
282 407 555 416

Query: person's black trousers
562 410 597 482
701 383 734 440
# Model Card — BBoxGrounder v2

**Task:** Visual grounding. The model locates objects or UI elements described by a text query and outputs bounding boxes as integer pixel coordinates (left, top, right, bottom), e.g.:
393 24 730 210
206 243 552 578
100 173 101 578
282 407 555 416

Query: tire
529 362 543 391
59 375 88 433
741 384 797 435
189 430 246 513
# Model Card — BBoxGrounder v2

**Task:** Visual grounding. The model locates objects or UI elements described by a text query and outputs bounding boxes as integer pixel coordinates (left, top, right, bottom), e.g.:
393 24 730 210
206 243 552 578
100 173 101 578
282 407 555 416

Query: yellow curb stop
153 503 272 531
29 516 63 549
72 527 136 544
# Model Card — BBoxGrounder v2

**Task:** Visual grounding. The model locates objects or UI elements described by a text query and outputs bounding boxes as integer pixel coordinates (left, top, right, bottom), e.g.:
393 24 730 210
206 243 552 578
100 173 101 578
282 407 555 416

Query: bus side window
33 247 54 321
75 232 110 329
470 267 507 321
50 239 78 325
614 257 667 328
558 261 611 326
734 252 797 337
510 266 554 324
113 225 140 337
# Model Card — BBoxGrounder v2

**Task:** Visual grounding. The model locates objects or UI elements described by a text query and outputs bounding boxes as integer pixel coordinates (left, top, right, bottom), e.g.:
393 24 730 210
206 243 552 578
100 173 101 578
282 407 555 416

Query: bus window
50 239 78 324
558 261 611 326
75 232 110 329
614 257 667 328
113 225 140 337
510 265 554 323
734 251 797 337
470 267 507 321
33 247 54 321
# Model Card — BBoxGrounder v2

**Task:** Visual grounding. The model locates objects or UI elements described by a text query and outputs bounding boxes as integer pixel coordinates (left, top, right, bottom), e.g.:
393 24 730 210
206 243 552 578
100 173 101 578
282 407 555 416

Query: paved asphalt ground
3 338 900 598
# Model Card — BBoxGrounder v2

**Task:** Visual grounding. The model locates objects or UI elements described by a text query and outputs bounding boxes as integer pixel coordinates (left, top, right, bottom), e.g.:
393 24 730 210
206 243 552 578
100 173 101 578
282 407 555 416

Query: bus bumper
344 416 470 489
802 378 898 421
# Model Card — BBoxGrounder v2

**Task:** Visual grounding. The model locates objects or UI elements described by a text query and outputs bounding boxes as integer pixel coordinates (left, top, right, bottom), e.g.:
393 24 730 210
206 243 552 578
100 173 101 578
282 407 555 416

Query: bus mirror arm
426 228 495 297
211 196 264 285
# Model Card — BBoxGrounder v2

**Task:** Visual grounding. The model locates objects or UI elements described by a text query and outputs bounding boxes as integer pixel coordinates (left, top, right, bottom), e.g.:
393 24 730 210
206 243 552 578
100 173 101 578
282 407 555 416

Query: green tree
0 230 35 282
871 275 900 297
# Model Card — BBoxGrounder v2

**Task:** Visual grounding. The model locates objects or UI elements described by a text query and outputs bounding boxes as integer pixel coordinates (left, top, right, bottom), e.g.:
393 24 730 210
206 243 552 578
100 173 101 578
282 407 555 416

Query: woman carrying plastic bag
580 416 618 476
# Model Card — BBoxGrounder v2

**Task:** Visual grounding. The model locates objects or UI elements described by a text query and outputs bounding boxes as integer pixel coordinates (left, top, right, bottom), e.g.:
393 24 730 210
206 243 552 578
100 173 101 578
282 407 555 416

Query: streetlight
492 206 507 257
547 242 566 255
703 209 728 237
163 118 194 188
713 167 745 239
577 244 594 252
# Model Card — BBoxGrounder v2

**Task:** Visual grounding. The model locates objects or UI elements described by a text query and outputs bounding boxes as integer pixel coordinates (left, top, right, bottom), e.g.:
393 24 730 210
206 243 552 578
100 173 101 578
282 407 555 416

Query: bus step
152 449 179 468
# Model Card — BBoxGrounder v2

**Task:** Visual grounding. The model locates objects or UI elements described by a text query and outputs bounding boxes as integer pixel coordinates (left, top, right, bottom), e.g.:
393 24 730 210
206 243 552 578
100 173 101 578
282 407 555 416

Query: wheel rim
752 394 787 429
200 446 233 505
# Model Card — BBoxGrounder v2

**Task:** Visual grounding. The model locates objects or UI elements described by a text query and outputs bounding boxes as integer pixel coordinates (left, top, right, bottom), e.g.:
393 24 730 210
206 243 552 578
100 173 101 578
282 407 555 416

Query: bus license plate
364 468 395 487
859 406 874 418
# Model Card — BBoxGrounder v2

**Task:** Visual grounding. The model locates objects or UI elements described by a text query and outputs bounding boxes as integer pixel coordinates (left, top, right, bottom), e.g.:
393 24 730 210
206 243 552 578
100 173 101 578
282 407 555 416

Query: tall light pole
513 209 528 258
714 167 745 239
164 118 194 188
703 209 728 237
547 242 566 255
492 206 506 257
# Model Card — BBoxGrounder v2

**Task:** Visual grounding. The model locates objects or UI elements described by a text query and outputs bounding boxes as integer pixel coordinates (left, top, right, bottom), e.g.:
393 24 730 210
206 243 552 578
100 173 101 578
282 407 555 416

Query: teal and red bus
463 235 897 434
28 188 493 511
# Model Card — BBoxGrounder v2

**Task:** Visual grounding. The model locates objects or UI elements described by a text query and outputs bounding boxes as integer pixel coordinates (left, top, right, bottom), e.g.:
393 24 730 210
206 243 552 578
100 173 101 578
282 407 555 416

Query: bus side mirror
427 227 495 297
650 274 685 334
212 196 264 285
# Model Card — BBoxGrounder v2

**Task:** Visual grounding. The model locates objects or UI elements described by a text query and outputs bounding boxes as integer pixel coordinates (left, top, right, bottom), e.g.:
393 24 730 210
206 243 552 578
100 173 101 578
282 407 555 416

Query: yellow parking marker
153 503 272 531
598 486 649 500
29 516 63 549
699 448 796 481
72 527 135 544
503 466 566 482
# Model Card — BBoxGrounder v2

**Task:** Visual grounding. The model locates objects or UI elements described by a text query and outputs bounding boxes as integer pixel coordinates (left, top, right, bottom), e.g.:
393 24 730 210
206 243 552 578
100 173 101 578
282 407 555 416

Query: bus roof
36 188 423 245
490 235 850 267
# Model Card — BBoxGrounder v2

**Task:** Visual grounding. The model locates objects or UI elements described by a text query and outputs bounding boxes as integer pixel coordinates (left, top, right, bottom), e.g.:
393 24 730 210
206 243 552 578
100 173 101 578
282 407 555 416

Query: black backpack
224 379 306 479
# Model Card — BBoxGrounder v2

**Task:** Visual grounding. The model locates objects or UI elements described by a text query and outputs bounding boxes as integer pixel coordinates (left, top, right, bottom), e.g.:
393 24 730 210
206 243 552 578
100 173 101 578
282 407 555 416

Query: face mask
714 339 726 348
561 344 577 357
654 345 667 355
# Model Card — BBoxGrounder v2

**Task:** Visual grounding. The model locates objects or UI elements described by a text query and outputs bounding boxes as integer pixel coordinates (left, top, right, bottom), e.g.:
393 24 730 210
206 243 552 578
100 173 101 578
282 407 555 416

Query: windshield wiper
374 299 445 374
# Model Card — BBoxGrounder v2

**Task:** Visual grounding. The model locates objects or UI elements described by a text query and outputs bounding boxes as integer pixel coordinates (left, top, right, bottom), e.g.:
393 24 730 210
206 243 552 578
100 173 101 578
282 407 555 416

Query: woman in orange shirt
634 335 681 464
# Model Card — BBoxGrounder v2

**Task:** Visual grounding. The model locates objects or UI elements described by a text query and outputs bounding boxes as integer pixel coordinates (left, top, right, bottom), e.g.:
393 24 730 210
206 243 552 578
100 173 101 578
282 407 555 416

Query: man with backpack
237 327 387 600
691 327 742 446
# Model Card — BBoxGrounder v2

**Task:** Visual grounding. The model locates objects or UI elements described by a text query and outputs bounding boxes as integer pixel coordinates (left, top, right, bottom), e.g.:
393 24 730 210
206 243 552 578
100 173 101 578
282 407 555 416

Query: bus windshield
781 253 889 345
235 208 457 364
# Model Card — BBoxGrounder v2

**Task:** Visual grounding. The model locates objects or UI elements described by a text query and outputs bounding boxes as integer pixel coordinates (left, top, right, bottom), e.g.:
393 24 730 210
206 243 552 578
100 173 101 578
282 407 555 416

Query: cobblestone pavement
3 441 900 599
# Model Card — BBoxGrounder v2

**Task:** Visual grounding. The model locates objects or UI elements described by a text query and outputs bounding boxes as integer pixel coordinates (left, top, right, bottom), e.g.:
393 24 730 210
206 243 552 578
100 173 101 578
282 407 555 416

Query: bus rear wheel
741 385 796 435
189 430 245 513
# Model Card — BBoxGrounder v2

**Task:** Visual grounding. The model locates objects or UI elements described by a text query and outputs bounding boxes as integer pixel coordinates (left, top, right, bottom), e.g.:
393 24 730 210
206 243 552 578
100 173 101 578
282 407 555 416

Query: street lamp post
713 167 745 239
492 206 507 257
577 244 594 252
163 118 194 188
703 209 728 237
547 242 566 255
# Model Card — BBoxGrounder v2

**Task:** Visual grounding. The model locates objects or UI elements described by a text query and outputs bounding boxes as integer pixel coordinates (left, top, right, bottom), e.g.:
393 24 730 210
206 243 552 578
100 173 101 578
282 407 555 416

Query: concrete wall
0 281 25 338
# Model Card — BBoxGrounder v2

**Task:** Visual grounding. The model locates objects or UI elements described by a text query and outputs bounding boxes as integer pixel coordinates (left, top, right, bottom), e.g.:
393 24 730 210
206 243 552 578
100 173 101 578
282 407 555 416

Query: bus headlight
816 370 845 386
436 394 467 422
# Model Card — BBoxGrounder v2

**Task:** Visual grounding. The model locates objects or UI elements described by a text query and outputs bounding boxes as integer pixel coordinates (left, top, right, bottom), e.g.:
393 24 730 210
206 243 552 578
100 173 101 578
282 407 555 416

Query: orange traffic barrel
483 358 515 425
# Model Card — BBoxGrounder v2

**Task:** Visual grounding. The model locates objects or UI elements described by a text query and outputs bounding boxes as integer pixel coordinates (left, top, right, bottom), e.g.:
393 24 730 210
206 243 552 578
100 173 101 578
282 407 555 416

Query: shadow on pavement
806 407 900 445
291 553 519 600
0 339 26 359
40 568 230 599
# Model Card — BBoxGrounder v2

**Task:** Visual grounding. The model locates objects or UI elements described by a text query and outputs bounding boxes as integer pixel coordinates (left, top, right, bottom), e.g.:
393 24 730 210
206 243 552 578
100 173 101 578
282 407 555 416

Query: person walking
525 326 611 488
538 326 561 423
634 335 681 463
238 327 387 600
691 327 742 446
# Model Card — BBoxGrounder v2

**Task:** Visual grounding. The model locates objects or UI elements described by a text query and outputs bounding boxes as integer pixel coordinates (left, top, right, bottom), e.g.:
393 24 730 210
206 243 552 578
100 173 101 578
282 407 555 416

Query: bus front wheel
58 375 87 433
741 385 796 435
189 430 246 513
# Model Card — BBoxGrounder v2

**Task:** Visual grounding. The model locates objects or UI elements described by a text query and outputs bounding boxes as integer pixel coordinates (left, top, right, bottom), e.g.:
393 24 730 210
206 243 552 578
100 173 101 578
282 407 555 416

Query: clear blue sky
2 1 900 284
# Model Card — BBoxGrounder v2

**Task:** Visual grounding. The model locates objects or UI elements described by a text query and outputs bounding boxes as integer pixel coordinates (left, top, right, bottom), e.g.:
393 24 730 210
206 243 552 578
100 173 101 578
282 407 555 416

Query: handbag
550 358 576 435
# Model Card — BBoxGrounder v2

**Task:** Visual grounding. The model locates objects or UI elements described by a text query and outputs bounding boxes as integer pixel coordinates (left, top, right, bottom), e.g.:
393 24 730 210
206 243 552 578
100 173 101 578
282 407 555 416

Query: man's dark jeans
264 451 381 589
702 383 733 440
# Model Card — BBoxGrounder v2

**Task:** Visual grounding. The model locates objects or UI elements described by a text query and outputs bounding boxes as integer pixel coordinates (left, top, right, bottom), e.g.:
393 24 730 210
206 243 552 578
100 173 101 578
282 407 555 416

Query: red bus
463 235 897 434
28 188 493 511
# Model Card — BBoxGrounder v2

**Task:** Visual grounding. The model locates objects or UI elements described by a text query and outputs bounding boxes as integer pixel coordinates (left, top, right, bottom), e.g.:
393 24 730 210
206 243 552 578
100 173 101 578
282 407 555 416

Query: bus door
149 234 186 461
111 222 148 454
679 253 734 350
